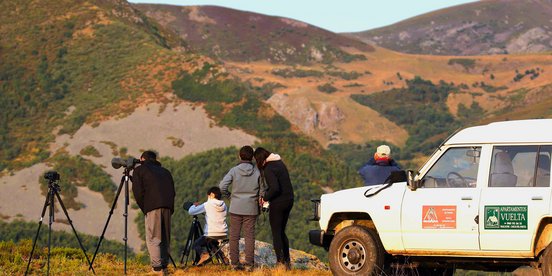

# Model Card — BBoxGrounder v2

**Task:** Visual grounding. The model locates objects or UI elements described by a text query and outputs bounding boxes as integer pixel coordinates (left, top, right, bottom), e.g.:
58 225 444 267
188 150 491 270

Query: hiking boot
196 252 211 266
231 263 244 271
244 264 254 272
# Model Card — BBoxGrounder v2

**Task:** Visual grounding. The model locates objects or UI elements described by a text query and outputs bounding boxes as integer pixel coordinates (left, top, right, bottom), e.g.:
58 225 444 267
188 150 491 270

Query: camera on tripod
111 157 141 170
44 171 60 181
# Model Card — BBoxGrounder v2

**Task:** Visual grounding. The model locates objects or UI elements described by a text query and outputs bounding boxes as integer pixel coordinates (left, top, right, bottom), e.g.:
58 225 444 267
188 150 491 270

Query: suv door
480 145 552 251
402 146 482 251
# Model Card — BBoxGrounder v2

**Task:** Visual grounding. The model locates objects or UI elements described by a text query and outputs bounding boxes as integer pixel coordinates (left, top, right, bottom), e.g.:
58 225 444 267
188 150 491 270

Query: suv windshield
422 147 481 188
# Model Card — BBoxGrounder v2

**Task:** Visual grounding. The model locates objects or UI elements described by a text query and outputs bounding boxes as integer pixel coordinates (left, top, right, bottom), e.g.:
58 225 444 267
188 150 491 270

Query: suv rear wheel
329 225 385 276
541 243 552 276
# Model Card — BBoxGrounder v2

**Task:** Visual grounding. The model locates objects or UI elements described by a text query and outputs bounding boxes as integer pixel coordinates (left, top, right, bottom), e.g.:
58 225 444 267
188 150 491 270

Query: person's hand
259 197 265 206
193 202 200 206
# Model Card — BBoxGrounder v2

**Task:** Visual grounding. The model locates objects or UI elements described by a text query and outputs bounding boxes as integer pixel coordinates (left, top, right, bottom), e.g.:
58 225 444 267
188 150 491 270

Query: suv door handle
532 196 543 200
461 196 472 200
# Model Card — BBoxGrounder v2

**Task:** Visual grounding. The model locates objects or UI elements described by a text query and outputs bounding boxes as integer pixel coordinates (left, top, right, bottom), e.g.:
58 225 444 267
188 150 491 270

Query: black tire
541 243 552 276
329 225 385 276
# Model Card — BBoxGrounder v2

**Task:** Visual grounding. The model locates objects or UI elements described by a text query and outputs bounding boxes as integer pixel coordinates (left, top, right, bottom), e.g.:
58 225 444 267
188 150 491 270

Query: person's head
253 147 271 170
207 186 222 200
239 145 254 161
374 145 391 162
140 150 157 162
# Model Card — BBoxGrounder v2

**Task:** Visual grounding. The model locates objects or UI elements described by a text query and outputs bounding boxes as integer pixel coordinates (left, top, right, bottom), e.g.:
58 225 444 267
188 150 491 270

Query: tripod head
44 171 61 192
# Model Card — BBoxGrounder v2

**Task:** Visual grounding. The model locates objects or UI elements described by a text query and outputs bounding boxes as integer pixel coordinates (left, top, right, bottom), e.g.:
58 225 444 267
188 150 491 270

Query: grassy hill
0 0 360 262
2 0 552 269
134 4 372 64
349 0 552 55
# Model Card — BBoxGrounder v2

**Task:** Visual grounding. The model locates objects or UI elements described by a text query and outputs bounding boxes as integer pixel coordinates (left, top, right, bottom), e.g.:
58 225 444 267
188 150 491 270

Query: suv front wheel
329 225 386 276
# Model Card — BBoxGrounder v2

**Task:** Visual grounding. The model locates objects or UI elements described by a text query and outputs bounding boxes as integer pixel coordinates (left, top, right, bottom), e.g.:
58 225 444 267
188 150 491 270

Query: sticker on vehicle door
422 205 457 229
484 205 527 230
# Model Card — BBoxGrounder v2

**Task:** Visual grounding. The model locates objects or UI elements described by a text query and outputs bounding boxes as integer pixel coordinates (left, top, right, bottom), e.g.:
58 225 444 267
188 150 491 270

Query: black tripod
89 166 132 274
180 215 204 267
25 172 95 275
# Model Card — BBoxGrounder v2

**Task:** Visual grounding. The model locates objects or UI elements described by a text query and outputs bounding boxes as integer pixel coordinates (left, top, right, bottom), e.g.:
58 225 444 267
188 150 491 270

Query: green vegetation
351 76 463 154
448 58 476 71
457 102 485 122
80 145 102 157
0 220 133 260
343 83 363 88
0 0 178 171
317 83 338 93
41 153 116 209
252 82 286 100
472 81 507 93
513 68 541 82
173 63 245 103
271 68 324 78
326 70 362 80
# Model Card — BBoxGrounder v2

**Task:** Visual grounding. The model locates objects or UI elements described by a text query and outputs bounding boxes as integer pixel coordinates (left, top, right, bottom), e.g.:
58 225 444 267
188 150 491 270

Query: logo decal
484 205 527 230
422 206 457 229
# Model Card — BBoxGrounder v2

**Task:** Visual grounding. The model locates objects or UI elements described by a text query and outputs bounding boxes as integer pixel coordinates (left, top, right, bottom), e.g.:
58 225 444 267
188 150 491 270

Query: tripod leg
48 190 54 275
89 176 125 271
24 192 50 275
169 253 177 269
180 218 198 266
54 191 96 274
123 173 129 275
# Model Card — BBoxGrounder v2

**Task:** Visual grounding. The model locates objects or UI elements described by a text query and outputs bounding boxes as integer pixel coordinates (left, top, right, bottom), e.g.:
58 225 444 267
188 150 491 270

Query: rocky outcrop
268 94 345 142
220 239 328 270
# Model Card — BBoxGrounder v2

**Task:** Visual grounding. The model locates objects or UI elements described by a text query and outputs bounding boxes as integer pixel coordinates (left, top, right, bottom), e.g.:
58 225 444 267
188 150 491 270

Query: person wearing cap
358 145 402 186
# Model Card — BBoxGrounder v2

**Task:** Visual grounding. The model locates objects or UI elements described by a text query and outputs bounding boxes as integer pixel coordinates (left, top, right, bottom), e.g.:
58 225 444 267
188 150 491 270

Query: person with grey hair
219 145 261 271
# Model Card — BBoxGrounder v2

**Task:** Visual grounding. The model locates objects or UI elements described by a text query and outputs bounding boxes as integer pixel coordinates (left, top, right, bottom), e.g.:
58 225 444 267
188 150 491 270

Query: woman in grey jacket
219 146 261 271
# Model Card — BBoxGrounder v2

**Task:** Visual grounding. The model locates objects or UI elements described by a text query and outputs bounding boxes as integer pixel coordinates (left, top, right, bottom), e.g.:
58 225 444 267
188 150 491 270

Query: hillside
0 0 361 262
225 46 552 150
349 0 552 55
2 0 552 268
134 4 373 64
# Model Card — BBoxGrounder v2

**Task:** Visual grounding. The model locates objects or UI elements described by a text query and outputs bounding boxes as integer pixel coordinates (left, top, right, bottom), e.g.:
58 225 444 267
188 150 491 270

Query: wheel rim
339 240 366 272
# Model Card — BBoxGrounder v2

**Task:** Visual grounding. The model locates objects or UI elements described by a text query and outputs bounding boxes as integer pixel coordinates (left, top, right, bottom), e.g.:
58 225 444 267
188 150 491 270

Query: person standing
358 144 401 186
253 147 294 270
132 151 176 274
219 145 261 271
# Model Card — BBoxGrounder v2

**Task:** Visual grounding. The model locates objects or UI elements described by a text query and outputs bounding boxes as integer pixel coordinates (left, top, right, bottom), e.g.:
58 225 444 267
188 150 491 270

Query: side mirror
407 170 420 191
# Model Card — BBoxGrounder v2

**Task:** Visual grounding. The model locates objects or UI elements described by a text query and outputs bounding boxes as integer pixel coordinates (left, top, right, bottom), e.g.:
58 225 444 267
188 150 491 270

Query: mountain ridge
348 0 552 55
134 4 373 64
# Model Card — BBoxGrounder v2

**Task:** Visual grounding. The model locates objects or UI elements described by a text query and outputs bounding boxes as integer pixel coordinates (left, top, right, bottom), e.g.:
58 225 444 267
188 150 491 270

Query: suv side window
421 147 480 188
489 145 551 187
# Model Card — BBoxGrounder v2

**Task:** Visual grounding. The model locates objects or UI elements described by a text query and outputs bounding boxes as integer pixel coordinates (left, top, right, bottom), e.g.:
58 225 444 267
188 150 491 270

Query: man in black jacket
132 151 175 274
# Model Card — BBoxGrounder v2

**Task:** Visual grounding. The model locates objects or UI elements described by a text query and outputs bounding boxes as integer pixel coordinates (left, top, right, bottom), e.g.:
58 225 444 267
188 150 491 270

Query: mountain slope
134 4 373 64
349 0 552 55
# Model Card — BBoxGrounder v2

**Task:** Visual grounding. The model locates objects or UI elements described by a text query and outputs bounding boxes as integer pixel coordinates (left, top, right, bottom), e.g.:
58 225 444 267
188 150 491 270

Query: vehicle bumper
309 229 333 249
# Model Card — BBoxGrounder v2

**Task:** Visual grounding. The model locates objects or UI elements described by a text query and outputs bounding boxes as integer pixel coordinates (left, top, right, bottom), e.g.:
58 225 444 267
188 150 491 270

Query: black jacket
263 160 294 204
132 160 175 214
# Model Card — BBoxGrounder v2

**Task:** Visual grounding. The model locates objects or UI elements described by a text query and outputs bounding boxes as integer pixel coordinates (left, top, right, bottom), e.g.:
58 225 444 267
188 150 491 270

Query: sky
128 0 479 33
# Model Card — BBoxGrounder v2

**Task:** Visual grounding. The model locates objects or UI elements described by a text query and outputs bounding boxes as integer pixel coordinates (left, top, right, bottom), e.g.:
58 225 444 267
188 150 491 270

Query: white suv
309 119 552 275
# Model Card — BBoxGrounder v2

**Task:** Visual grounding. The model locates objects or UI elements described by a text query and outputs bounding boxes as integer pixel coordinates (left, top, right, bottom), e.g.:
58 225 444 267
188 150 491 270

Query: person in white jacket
187 187 228 265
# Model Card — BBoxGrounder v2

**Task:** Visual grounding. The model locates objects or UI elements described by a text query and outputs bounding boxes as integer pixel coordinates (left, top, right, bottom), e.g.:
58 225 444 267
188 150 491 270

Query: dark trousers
145 208 171 269
268 199 294 264
192 236 219 262
229 213 257 266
